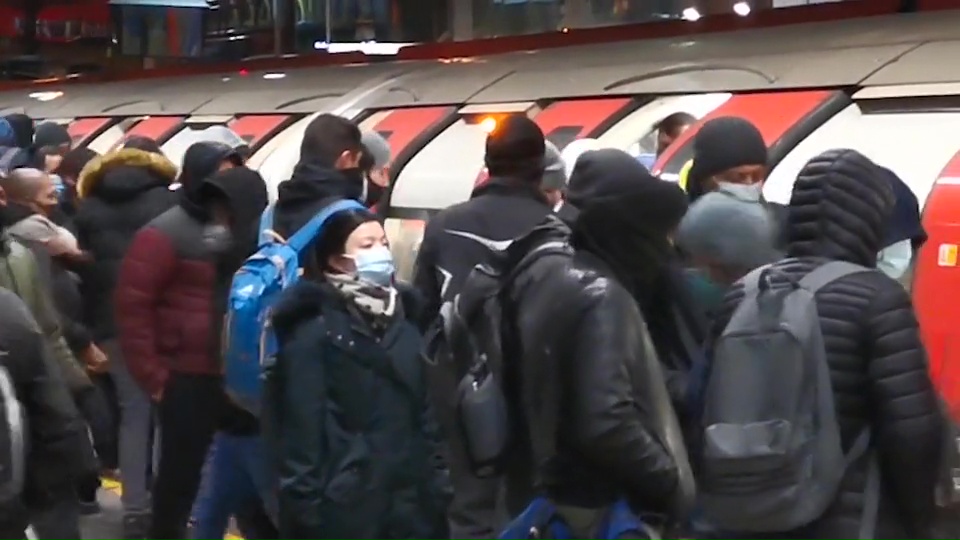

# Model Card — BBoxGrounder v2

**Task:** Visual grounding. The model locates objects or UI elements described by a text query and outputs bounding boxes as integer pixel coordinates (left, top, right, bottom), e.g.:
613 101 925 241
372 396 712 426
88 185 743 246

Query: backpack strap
257 205 277 248
279 199 366 253
798 261 871 294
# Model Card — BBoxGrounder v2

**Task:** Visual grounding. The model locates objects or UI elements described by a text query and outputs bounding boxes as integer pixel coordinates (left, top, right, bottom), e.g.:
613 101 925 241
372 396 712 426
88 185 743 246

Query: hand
81 344 108 373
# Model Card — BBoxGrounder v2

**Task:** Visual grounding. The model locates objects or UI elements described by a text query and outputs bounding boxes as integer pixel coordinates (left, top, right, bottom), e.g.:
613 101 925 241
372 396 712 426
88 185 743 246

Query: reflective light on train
682 7 701 21
28 91 63 102
733 1 751 16
480 117 498 134
263 72 286 80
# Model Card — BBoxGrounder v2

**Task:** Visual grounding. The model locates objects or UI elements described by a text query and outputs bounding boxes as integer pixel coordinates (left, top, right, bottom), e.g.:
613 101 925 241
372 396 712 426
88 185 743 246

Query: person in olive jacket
708 149 943 538
267 206 450 539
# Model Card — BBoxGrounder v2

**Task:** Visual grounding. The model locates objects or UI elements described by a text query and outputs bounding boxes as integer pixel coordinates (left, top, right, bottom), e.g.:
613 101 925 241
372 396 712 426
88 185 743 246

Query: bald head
0 168 57 214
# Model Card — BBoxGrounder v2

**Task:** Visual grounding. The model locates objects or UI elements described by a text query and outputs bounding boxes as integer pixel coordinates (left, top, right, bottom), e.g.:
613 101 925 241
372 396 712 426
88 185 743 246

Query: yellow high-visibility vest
678 159 693 192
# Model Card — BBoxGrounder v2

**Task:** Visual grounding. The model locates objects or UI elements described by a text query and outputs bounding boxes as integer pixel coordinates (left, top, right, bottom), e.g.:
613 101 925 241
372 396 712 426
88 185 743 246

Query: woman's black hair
308 208 379 276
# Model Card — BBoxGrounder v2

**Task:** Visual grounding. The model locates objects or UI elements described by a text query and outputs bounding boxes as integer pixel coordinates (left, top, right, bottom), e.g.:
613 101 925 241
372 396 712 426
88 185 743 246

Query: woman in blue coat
266 207 450 539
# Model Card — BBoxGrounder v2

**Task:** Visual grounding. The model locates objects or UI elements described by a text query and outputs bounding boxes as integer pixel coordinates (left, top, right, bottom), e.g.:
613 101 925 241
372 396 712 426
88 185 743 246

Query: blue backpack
224 198 366 416
499 497 656 539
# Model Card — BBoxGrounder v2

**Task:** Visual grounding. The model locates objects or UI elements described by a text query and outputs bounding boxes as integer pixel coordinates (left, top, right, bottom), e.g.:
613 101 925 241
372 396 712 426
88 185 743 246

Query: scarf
325 273 397 320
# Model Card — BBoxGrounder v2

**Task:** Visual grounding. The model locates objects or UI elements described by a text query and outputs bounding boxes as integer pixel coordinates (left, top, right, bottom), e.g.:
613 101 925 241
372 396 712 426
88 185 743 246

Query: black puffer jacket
0 287 85 519
499 218 695 519
710 149 943 538
74 148 177 341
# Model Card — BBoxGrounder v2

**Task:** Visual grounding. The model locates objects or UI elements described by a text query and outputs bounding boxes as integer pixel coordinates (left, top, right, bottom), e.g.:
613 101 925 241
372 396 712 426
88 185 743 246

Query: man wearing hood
115 140 247 539
876 166 926 290
273 113 364 238
413 114 554 539
190 167 273 540
74 138 178 537
708 149 942 538
494 155 696 530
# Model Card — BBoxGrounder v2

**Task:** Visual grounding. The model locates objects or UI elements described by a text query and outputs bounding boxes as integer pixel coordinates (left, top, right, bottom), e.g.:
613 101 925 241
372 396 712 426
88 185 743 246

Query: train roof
4 10 960 118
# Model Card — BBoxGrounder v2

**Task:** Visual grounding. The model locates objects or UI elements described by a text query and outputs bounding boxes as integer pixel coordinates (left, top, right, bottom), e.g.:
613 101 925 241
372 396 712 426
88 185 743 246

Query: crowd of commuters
0 107 950 540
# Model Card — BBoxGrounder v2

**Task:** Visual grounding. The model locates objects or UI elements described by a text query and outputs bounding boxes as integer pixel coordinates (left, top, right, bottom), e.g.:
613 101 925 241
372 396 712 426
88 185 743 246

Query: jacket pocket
323 435 371 505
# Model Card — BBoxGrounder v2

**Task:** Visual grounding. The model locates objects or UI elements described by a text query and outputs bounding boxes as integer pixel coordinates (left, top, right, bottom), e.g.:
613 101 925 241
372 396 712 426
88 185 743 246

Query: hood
179 141 243 219
878 166 926 249
77 148 177 200
786 149 894 266
201 167 269 235
470 175 548 204
566 148 647 209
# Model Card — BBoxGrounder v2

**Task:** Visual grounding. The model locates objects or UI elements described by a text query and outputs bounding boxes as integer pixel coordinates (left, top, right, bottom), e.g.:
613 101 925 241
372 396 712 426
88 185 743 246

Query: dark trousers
30 491 81 539
149 373 222 539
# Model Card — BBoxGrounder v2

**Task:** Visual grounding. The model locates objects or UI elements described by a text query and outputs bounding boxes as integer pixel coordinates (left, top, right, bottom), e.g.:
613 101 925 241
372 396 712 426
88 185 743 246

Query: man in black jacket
0 288 86 539
413 114 553 538
709 149 942 538
273 114 364 238
495 180 697 529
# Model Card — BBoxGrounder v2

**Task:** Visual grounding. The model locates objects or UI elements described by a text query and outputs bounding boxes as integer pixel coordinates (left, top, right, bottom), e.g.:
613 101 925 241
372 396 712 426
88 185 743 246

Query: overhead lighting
262 72 285 80
28 91 63 102
479 117 498 134
733 1 751 16
681 7 701 21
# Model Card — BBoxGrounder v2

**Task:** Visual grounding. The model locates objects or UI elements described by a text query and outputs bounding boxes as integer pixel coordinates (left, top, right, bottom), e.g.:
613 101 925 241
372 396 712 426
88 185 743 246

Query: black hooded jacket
412 177 552 327
709 149 943 538
273 160 364 239
201 168 268 436
74 148 178 341
498 217 696 519
0 287 85 524
178 141 242 221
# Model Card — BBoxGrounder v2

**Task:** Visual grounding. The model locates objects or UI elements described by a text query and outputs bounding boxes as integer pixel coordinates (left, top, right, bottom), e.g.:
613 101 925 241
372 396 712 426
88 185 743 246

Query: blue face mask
717 181 763 202
50 174 65 198
877 239 913 280
353 245 395 287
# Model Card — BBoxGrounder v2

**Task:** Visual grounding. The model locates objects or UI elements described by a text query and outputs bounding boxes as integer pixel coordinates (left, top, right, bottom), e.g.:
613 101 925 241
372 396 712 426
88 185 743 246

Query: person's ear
335 150 361 170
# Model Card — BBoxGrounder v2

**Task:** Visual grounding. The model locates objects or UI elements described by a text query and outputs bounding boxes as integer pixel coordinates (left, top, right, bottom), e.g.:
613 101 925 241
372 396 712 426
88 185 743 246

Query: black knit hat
688 116 767 199
33 121 72 150
484 114 546 179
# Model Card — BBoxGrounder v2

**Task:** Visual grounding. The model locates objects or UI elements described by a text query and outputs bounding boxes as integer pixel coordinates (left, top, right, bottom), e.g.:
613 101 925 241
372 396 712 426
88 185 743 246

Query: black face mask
364 176 386 207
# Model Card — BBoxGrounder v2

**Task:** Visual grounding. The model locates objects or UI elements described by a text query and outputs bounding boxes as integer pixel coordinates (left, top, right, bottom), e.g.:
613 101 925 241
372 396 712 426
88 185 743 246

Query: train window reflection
764 105 960 207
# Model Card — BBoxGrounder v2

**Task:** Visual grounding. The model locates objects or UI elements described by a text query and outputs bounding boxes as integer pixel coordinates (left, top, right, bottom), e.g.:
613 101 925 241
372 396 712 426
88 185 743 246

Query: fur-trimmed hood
77 148 177 200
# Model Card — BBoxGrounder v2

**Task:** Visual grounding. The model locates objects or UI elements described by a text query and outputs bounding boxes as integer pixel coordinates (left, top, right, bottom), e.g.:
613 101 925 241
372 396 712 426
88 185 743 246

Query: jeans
105 339 155 518
192 433 278 539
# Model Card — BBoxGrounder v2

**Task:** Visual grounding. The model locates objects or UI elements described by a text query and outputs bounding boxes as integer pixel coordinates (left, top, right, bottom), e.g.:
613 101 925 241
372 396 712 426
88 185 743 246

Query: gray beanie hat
361 130 391 169
677 188 781 272
541 140 566 191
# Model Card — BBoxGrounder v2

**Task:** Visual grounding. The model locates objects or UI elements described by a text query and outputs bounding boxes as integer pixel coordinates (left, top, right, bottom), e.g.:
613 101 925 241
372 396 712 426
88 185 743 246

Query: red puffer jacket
114 205 217 396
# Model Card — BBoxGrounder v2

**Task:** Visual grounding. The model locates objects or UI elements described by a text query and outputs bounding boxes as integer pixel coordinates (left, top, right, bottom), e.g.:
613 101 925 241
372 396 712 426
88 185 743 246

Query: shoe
79 499 102 516
122 513 151 540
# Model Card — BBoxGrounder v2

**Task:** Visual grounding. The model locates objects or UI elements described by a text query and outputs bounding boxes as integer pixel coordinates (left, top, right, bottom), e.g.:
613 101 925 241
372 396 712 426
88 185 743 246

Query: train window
764 104 960 207
545 126 582 151
392 119 487 210
255 113 323 200
595 93 731 162
86 118 140 155
161 127 207 169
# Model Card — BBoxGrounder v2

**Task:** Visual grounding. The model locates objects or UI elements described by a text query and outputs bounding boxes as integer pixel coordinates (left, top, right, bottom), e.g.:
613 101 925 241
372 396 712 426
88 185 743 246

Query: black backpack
430 238 571 479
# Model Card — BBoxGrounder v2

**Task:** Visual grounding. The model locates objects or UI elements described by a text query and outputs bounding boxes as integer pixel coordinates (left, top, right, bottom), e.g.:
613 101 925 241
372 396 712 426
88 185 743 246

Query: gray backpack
700 260 880 537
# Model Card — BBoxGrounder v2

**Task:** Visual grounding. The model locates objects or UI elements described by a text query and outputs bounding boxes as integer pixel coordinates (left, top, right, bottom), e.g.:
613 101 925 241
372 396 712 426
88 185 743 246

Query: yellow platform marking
100 477 244 539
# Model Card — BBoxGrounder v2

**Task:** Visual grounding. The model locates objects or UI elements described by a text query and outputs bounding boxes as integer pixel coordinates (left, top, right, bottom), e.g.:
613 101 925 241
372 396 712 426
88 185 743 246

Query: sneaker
122 513 151 540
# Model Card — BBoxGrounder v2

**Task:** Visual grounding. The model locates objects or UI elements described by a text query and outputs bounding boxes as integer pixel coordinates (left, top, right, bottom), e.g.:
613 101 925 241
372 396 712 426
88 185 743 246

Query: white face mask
717 181 763 202
877 239 913 279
